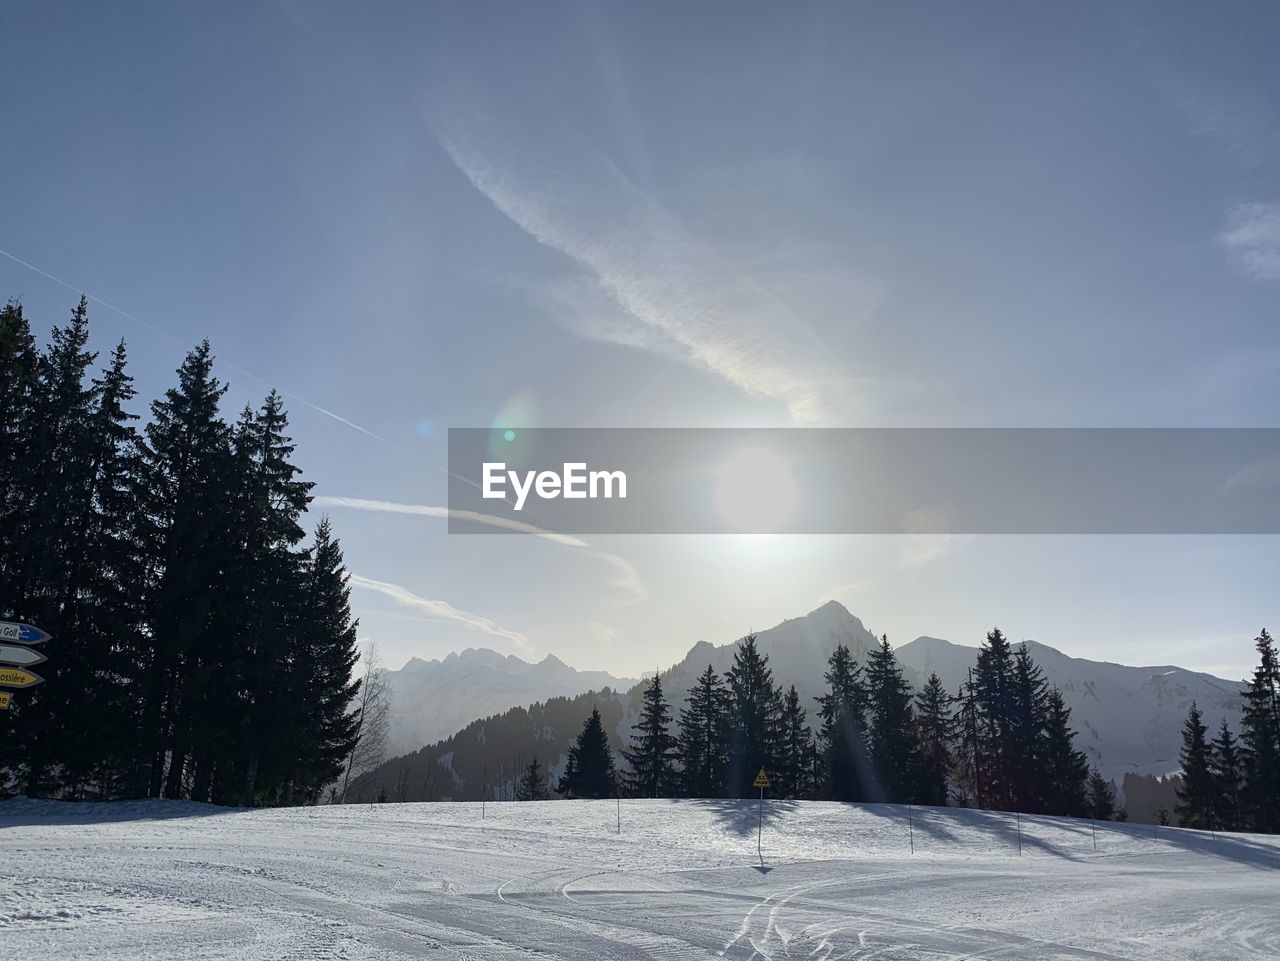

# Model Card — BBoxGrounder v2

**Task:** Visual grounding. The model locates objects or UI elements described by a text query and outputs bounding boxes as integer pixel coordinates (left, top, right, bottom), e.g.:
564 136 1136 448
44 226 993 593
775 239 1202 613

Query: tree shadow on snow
696 797 801 838
0 796 241 826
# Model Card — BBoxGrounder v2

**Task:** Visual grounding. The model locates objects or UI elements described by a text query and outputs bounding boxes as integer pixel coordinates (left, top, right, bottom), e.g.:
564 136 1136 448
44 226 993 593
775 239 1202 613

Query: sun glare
713 447 797 534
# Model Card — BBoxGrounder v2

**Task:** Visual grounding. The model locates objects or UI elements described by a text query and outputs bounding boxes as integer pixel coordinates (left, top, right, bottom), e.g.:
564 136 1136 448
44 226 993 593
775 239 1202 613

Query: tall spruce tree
1240 629 1280 833
1008 645 1050 812
1210 720 1243 832
970 628 1016 810
726 634 783 796
864 635 918 803
140 341 234 799
1175 702 1215 829
288 519 362 803
677 665 731 797
1040 688 1089 817
776 685 815 799
622 674 678 797
816 643 870 801
559 707 617 798
913 673 952 806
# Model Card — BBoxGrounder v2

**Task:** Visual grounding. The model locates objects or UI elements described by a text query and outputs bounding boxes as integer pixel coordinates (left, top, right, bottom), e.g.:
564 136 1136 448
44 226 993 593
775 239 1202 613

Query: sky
2 2 1279 681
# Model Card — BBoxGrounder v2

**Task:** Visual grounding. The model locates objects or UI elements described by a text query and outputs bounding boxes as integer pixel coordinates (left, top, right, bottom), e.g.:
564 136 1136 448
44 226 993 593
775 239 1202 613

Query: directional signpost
0 644 46 668
0 667 44 689
753 767 771 865
0 621 51 709
0 621 51 645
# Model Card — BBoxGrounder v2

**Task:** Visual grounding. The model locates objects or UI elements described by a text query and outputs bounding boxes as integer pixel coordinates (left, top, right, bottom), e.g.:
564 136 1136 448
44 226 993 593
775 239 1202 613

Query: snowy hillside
4 796 1277 960
384 648 636 755
655 601 1245 782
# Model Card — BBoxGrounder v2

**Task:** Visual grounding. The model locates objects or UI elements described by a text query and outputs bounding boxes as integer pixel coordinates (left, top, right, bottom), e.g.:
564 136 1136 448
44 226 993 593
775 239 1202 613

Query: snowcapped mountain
655 601 1246 782
384 648 636 755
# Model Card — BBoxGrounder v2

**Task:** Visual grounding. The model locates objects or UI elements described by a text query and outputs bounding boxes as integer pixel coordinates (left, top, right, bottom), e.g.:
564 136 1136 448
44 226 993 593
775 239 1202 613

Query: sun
713 447 797 534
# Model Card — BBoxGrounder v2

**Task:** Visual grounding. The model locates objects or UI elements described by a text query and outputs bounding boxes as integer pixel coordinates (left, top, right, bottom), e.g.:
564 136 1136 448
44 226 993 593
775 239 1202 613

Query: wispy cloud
1217 203 1280 283
314 495 646 603
429 120 853 425
348 573 534 656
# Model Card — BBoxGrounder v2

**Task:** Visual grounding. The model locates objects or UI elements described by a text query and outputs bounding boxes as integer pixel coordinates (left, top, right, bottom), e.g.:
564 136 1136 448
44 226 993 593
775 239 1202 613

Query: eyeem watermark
483 462 627 511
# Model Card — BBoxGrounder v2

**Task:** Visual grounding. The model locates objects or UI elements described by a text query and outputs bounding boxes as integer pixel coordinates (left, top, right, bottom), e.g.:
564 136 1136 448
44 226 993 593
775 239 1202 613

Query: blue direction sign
0 621 51 646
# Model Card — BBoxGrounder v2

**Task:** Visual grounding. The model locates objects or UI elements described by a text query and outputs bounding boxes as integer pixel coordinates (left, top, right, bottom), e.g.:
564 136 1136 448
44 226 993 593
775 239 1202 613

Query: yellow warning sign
0 691 10 709
753 768 770 789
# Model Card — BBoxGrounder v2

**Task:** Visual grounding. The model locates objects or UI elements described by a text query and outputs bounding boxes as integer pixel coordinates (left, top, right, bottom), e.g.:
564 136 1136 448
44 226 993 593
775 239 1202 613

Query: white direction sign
0 644 46 668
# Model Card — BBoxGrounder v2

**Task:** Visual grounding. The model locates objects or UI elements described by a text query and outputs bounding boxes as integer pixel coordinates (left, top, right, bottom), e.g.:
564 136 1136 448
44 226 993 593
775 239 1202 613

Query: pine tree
0 300 38 613
970 628 1016 810
1240 629 1280 833
138 341 234 799
1086 768 1116 821
912 673 952 806
516 755 551 800
864 635 918 803
288 519 362 803
676 665 732 797
559 707 617 798
1040 689 1089 817
816 643 870 802
1008 645 1050 812
1210 720 1243 832
726 634 784 797
1175 702 1215 829
622 674 678 797
776 685 815 799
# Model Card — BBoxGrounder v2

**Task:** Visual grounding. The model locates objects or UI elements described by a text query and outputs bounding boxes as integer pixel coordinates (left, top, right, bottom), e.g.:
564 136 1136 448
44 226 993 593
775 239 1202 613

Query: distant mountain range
383 648 636 756
356 601 1247 802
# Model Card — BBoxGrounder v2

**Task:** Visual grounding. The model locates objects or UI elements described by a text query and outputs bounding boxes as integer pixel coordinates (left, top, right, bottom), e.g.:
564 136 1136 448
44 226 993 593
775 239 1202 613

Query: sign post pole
752 767 770 865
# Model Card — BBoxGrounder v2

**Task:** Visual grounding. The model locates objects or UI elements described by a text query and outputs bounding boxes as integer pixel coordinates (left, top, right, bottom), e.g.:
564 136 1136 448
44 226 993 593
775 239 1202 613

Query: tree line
0 299 364 805
516 629 1120 821
1174 629 1280 833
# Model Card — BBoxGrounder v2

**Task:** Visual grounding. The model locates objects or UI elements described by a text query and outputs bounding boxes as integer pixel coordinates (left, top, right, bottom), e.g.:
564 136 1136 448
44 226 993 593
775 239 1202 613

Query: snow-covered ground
2 797 1277 960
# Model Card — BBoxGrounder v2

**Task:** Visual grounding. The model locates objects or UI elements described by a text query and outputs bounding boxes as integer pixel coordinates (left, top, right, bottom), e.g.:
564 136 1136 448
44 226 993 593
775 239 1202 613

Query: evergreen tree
912 673 952 806
776 685 815 799
726 634 784 796
816 643 870 801
1007 645 1051 812
621 673 678 797
864 635 918 803
970 628 1016 810
1210 720 1243 832
516 755 551 800
559 707 617 798
288 519 362 803
139 342 235 800
1175 702 1215 829
1240 629 1280 833
1086 768 1116 821
676 665 731 797
1040 689 1089 817
0 300 38 610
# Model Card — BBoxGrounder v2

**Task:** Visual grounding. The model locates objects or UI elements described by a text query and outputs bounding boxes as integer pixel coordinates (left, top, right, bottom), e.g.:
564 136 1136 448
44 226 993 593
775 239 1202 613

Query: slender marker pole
483 765 487 820
908 803 914 855
616 790 621 835
1091 817 1096 851
757 785 764 864
1016 812 1022 856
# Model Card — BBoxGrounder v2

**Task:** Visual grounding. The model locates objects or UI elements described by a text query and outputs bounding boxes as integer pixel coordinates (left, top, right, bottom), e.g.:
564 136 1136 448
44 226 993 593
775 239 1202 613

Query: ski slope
2 797 1277 960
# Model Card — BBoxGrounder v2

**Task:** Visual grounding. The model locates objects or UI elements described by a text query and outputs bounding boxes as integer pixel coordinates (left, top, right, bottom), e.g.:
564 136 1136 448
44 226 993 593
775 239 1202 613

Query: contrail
348 573 534 655
0 246 400 449
314 495 647 602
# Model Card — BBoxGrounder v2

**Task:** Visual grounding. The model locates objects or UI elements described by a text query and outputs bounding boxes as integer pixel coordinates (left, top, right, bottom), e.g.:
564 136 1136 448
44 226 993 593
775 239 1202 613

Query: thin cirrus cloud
313 495 646 603
1216 203 1280 282
430 119 854 426
347 573 535 656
